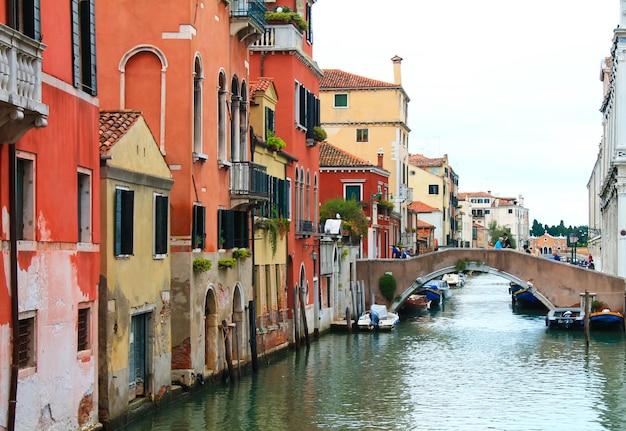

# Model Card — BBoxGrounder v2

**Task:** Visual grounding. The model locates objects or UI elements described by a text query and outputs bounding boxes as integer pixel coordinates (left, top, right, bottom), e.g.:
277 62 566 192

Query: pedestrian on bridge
495 237 503 249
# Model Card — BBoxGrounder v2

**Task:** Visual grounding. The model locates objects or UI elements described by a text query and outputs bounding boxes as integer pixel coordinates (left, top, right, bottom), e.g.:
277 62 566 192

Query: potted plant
313 126 327 143
266 130 286 151
265 6 309 32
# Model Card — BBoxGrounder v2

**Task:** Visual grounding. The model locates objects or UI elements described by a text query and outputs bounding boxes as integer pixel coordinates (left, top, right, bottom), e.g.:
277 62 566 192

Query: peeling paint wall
98 115 173 428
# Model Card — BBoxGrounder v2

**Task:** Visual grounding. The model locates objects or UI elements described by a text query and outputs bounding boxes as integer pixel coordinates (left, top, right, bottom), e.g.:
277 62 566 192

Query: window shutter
234 211 248 249
193 205 206 249
71 0 81 89
306 93 315 139
79 0 97 95
154 196 168 255
299 86 306 126
120 190 134 255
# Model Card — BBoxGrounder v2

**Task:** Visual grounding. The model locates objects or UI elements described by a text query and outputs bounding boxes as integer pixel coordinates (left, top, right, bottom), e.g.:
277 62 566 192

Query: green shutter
155 196 168 255
71 0 81 89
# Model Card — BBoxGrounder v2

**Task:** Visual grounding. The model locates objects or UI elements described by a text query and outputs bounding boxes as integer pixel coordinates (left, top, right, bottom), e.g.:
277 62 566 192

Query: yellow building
319 56 412 240
99 112 174 428
249 78 292 353
408 154 459 246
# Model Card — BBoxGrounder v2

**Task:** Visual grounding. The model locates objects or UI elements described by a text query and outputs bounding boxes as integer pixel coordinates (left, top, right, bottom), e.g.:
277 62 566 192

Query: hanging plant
218 258 237 269
193 258 212 273
313 126 327 143
233 248 251 260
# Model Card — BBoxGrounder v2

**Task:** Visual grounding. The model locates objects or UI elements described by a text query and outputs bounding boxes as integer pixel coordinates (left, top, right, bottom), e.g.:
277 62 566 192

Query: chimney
377 148 384 168
391 55 403 85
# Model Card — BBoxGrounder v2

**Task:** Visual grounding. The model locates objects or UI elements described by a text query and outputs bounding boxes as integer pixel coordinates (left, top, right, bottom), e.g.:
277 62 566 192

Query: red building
0 1 101 429
249 0 323 338
319 143 396 259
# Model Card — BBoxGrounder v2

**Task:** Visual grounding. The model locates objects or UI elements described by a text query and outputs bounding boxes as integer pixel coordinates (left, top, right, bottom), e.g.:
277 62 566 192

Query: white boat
358 304 400 331
443 273 462 288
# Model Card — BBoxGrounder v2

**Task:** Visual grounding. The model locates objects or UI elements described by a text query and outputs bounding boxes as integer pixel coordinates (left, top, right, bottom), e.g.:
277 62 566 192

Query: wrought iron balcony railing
230 161 270 200
229 0 266 43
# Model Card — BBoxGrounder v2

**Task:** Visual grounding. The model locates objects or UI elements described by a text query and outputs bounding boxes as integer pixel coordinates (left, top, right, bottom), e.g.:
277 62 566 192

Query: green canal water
121 273 626 431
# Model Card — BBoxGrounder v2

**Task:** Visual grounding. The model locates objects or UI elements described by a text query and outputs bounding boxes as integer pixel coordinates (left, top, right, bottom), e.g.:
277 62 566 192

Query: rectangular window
344 185 362 202
8 0 41 40
16 156 35 241
428 185 439 195
192 204 206 250
485 209 490 214
18 313 36 369
77 170 92 243
72 0 97 95
334 93 348 108
154 194 168 256
114 187 134 256
77 307 90 352
218 209 249 249
356 128 368 143
508 209 513 214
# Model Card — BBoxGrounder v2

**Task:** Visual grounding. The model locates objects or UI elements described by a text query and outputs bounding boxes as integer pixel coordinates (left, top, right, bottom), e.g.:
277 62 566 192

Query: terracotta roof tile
408 201 440 213
249 77 274 100
99 111 142 155
320 69 397 89
319 142 375 168
408 153 447 168
417 219 434 228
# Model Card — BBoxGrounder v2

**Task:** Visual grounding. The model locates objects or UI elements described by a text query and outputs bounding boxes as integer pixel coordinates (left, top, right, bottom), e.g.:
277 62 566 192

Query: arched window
218 72 228 163
230 76 240 162
193 57 204 158
306 170 311 223
239 81 248 162
295 167 301 230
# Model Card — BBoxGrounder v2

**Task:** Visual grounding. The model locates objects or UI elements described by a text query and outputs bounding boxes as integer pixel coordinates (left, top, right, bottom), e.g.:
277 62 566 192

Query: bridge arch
389 263 551 313
356 249 625 314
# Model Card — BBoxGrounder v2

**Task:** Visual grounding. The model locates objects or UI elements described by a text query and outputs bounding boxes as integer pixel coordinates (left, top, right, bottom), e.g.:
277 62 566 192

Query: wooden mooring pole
584 290 590 347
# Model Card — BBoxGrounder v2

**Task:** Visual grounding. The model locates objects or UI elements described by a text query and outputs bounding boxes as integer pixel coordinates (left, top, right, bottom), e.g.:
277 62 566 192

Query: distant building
408 154 459 246
458 191 529 249
529 232 567 257
407 201 442 252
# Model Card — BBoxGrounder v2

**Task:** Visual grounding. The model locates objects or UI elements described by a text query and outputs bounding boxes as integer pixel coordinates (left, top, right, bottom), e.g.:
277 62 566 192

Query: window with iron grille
77 307 90 351
18 315 36 369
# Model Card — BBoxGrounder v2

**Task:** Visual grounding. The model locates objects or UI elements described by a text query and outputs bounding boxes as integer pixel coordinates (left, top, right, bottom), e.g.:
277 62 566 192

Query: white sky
312 0 619 227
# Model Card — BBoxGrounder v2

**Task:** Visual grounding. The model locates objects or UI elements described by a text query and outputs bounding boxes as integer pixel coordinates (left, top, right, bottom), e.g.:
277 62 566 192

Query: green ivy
379 273 397 301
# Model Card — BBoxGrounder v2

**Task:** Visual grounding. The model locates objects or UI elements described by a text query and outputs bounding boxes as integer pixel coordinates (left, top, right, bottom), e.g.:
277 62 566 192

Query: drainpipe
8 144 19 431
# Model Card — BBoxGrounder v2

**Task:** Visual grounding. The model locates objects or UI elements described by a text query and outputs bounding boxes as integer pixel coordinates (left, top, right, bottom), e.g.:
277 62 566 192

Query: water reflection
123 273 626 431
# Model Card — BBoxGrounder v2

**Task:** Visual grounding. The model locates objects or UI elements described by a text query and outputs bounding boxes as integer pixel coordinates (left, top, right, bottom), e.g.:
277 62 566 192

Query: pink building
0 1 101 429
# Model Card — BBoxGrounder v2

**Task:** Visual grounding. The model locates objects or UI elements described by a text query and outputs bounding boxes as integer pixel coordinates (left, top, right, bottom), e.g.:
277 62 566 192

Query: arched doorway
204 288 218 372
232 284 245 364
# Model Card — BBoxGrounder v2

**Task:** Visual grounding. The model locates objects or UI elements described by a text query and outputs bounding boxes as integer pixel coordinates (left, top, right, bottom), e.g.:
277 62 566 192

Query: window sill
193 152 208 163
218 159 232 169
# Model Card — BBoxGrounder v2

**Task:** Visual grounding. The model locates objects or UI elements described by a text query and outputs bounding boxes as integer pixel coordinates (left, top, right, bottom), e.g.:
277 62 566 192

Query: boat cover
371 304 388 318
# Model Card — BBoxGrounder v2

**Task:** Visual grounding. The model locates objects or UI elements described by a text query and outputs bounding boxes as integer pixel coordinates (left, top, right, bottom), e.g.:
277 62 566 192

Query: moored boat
414 281 444 306
546 307 584 330
443 273 461 288
358 304 400 331
589 309 625 331
511 284 546 310
402 294 431 313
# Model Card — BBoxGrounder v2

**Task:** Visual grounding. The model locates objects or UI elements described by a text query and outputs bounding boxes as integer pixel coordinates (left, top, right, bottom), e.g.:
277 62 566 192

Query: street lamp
569 232 578 264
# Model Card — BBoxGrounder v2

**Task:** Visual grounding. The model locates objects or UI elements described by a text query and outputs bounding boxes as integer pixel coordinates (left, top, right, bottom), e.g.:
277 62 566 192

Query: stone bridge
355 249 626 313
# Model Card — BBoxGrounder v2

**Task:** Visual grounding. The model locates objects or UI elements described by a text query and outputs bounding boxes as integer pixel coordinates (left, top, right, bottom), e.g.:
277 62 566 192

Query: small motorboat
414 281 445 306
401 294 431 313
511 284 546 310
442 273 461 288
546 307 584 330
358 304 400 331
589 309 625 331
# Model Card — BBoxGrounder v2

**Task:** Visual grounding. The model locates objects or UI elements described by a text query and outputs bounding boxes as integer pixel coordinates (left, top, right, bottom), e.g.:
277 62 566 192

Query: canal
122 273 626 431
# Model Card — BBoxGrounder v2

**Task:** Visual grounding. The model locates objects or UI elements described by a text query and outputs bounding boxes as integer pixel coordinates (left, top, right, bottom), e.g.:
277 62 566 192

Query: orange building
529 232 567 257
96 0 266 397
249 1 324 339
0 1 101 429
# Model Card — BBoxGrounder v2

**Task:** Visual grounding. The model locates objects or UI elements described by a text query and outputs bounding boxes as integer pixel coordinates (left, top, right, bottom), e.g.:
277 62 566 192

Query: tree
488 220 516 249
530 219 544 237
320 197 368 244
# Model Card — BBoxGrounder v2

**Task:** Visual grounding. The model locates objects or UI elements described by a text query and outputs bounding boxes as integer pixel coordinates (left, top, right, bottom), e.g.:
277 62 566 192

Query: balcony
297 220 313 238
0 24 48 144
230 161 269 208
230 0 266 44
251 24 303 52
